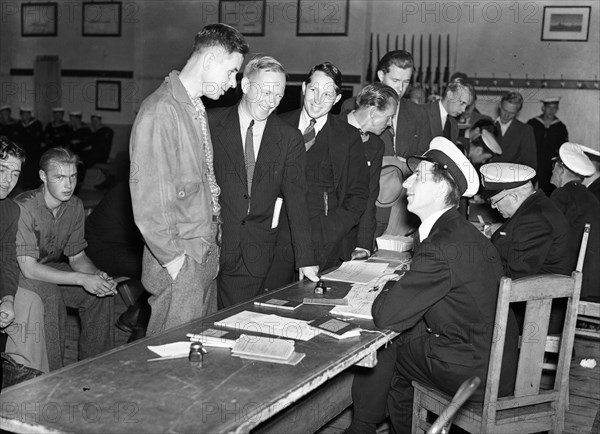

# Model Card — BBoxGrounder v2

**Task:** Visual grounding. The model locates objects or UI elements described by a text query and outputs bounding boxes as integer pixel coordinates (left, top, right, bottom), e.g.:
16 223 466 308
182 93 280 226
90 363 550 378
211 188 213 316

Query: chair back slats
508 274 575 302
514 298 552 397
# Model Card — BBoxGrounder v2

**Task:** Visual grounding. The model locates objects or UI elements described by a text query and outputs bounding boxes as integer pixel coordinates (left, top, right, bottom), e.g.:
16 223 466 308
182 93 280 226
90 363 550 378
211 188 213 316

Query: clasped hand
83 271 118 297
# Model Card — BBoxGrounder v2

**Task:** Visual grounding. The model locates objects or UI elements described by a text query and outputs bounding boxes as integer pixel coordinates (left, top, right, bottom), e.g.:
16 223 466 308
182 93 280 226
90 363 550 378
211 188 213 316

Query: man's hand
81 273 117 297
0 297 16 329
351 248 370 260
299 265 320 282
371 273 402 291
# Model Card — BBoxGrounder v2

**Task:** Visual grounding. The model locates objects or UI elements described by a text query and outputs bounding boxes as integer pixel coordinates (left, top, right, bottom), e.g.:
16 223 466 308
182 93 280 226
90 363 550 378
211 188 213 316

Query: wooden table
0 252 408 434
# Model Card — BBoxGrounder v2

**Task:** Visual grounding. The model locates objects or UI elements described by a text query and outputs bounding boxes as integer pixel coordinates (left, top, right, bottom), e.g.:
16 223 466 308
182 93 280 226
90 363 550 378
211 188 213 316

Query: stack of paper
376 234 414 252
232 334 305 365
214 310 320 341
330 281 381 320
186 328 236 348
254 298 303 311
310 316 362 340
321 261 389 284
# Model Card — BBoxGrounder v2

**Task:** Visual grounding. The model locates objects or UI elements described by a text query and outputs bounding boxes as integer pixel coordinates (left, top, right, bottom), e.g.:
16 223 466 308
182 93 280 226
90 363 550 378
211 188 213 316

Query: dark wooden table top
0 252 408 433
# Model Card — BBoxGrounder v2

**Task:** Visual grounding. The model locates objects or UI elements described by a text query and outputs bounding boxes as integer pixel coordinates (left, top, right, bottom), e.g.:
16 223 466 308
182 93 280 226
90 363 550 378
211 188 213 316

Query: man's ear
301 81 307 96
241 77 250 95
334 93 342 106
202 51 216 70
377 70 384 82
39 169 46 184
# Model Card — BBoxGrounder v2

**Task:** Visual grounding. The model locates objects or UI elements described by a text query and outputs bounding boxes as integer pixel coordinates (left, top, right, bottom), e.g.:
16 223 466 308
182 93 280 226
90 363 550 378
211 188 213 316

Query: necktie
303 118 317 151
443 117 452 140
495 121 502 137
245 120 255 196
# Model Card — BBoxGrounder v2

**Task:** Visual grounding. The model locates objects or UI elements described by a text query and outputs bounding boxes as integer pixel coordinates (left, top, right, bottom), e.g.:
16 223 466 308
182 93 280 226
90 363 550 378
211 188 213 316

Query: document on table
214 310 320 341
330 281 380 320
321 261 389 284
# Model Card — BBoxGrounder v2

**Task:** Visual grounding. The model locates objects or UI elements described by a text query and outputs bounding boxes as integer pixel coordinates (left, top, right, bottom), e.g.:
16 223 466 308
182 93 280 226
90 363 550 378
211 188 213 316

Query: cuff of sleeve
354 247 371 256
164 254 186 279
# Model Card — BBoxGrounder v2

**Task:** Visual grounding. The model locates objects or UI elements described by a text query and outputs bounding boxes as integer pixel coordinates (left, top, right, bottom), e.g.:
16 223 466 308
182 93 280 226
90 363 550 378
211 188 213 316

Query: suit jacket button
243 194 249 199
241 220 246 226
177 191 185 198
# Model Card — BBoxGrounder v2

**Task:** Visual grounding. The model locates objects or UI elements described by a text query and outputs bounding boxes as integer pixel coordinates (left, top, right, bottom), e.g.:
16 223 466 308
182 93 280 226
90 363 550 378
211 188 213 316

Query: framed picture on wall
297 0 349 36
541 6 591 41
96 81 121 111
82 2 122 36
21 3 58 37
219 0 265 36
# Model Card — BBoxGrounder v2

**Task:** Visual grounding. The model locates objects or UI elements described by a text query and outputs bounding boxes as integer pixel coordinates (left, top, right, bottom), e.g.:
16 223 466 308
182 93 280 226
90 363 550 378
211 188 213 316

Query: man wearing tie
209 55 318 309
491 92 537 170
425 78 473 143
265 62 369 288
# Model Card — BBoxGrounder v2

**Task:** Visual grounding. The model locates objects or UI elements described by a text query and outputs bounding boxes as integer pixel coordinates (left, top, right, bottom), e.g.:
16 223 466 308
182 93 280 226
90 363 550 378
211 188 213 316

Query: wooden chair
412 271 583 433
426 376 481 434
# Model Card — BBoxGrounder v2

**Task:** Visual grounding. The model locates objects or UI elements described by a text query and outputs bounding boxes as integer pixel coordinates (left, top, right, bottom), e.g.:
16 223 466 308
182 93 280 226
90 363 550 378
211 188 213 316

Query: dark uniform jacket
372 208 519 398
209 105 314 278
527 117 568 196
491 119 537 170
587 177 600 204
425 101 459 143
491 190 571 279
551 181 600 302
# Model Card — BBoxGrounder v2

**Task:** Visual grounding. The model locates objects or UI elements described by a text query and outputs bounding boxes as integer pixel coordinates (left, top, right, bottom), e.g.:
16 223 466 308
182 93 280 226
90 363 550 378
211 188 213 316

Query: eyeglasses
490 194 510 207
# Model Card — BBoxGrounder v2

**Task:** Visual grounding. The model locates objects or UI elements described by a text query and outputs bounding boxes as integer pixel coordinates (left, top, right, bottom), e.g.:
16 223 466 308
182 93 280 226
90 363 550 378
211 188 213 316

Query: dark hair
501 92 524 111
356 83 399 111
39 147 80 172
192 23 249 56
376 50 414 73
431 164 461 207
471 118 498 136
0 135 26 163
449 72 469 82
304 62 343 95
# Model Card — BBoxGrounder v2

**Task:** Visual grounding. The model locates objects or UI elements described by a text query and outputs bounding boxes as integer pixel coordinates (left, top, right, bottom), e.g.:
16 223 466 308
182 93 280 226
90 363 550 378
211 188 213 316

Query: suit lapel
215 107 246 187
430 102 443 136
321 115 345 190
254 115 282 185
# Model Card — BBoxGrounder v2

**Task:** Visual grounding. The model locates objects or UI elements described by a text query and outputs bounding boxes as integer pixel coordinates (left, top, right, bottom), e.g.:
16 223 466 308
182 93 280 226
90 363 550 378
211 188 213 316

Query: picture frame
95 80 121 111
297 0 349 36
541 6 591 42
82 2 122 37
21 3 58 37
219 0 265 36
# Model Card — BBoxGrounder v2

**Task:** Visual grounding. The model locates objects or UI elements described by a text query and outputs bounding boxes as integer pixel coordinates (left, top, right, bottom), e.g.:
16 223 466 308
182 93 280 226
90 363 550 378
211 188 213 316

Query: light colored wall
1 0 598 153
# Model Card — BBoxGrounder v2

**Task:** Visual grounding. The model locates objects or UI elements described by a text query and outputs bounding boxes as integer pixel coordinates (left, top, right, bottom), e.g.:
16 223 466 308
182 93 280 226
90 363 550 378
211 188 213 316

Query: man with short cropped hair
16 147 116 371
130 24 249 333
491 91 537 170
425 78 473 143
209 55 318 308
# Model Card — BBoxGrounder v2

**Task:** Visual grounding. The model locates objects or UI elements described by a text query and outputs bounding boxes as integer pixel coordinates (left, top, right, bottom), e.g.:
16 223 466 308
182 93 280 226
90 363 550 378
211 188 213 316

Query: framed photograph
96 81 121 111
297 0 349 36
219 0 265 36
541 6 591 41
82 2 122 36
21 3 57 37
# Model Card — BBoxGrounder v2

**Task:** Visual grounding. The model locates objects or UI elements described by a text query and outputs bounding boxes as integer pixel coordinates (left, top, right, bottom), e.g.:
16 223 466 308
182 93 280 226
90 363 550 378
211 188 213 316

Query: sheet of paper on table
330 281 381 320
214 310 321 341
147 341 192 358
321 261 389 284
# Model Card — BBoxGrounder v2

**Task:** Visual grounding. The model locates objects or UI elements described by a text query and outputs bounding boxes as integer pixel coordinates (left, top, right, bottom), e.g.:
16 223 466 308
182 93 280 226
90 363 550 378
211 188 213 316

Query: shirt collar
438 100 448 119
238 104 266 131
300 108 327 135
418 206 452 242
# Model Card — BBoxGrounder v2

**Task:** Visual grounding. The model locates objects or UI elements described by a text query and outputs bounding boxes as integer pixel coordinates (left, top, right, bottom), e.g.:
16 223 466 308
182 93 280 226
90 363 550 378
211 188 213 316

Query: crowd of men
0 107 113 192
2 22 599 430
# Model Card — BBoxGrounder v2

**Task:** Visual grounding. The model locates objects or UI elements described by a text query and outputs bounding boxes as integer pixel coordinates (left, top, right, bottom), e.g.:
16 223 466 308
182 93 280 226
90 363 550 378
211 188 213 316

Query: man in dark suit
266 62 369 288
210 55 318 308
425 78 473 144
481 162 571 332
347 137 519 433
581 145 600 203
341 51 432 238
341 83 399 259
491 92 537 170
550 143 600 303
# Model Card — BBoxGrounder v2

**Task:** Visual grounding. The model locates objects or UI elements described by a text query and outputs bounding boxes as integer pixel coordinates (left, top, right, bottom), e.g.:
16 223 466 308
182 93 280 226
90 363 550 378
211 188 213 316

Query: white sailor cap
19 106 33 112
52 107 65 112
541 97 560 104
407 136 480 197
0 105 11 112
479 129 502 155
480 163 536 191
578 145 600 164
555 142 595 177
69 111 82 117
